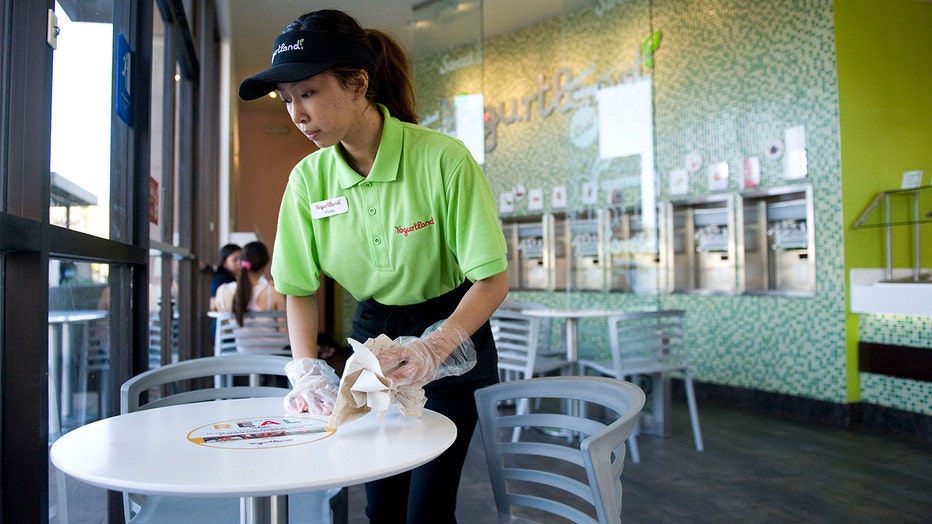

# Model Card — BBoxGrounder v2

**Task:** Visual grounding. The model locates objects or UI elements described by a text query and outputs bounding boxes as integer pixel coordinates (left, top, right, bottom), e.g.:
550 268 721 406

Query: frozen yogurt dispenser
740 185 815 295
562 210 604 291
663 195 736 294
501 215 552 290
606 207 660 293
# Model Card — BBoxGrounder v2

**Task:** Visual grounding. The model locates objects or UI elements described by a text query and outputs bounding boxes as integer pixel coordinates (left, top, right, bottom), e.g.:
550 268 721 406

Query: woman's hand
283 357 340 414
376 322 476 388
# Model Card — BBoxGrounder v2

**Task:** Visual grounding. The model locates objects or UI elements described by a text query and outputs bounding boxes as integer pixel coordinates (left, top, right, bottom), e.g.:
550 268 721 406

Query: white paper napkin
327 336 427 428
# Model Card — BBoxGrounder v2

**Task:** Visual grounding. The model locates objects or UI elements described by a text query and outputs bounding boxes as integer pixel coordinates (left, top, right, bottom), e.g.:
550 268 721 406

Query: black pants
351 282 498 524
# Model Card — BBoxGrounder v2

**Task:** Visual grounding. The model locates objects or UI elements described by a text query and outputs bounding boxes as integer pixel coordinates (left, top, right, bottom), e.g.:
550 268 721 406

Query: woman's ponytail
233 264 252 327
365 29 418 124
232 241 270 326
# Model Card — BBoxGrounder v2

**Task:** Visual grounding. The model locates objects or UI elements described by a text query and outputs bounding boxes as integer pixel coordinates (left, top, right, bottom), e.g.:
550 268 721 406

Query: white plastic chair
213 310 290 388
491 308 576 441
497 300 563 357
147 312 178 368
578 310 703 463
474 376 645 524
119 354 346 524
492 308 574 381
213 310 291 356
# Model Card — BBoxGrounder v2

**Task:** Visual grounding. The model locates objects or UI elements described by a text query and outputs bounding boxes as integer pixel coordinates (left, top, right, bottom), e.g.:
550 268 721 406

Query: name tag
310 196 349 219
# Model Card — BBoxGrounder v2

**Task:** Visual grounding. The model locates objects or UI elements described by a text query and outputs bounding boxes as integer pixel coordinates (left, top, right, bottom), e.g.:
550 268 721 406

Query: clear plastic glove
283 357 340 415
375 321 477 388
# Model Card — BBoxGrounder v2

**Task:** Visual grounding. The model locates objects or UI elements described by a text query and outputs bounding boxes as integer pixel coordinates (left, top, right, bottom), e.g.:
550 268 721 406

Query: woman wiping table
238 9 509 523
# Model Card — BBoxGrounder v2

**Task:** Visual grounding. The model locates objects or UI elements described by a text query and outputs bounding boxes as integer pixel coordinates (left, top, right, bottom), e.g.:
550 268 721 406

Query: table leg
61 323 73 418
555 318 580 442
638 372 671 438
243 495 288 524
49 324 61 419
563 318 578 362
48 330 62 440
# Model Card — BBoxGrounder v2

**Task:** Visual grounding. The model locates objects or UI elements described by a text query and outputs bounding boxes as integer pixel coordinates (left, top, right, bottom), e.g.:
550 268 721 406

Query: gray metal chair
120 354 346 524
577 310 703 463
474 376 645 524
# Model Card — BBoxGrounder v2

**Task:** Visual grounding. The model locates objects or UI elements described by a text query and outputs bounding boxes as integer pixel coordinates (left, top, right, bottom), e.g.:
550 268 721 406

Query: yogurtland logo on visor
271 38 305 61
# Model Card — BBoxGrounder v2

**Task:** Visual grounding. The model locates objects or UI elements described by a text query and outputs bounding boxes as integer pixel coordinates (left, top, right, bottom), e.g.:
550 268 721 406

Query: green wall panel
836 0 932 413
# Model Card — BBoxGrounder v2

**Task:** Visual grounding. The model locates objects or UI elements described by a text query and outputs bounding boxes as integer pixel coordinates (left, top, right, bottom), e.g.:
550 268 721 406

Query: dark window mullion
1 2 54 522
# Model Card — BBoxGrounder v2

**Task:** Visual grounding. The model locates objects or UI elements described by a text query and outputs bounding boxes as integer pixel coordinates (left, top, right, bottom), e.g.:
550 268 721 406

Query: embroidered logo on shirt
394 217 435 237
310 196 348 219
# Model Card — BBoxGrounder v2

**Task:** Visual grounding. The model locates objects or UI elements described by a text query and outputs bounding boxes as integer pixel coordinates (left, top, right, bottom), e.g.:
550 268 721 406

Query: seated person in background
215 241 288 353
209 243 242 311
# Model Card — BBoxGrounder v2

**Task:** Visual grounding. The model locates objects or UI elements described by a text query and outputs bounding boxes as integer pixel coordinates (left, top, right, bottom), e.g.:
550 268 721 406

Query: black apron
350 281 499 395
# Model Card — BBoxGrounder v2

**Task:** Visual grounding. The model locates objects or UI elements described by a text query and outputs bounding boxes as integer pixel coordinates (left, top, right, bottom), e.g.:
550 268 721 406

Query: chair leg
627 434 640 464
683 373 704 452
627 414 641 463
49 369 61 441
77 344 90 426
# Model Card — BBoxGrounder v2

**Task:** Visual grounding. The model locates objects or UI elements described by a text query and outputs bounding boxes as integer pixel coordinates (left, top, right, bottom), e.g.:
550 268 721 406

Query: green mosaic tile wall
649 0 848 403
859 314 932 415
396 0 929 414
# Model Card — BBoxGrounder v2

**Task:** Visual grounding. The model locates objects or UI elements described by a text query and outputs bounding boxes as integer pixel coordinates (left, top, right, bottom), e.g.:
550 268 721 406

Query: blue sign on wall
116 33 132 125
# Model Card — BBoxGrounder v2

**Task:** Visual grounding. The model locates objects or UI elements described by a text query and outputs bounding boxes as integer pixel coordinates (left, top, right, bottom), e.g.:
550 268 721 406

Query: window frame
0 0 221 520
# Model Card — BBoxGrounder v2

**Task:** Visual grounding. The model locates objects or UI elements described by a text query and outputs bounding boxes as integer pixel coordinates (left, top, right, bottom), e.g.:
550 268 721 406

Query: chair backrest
608 309 688 377
119 354 293 521
214 310 290 356
497 300 558 354
120 353 293 413
490 308 542 379
474 376 645 524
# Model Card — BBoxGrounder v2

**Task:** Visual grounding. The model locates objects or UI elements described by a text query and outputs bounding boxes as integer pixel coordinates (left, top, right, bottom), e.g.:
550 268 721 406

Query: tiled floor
54 398 932 523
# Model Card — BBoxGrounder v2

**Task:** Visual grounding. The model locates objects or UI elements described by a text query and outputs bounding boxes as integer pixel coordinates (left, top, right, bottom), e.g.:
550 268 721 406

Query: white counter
850 268 932 316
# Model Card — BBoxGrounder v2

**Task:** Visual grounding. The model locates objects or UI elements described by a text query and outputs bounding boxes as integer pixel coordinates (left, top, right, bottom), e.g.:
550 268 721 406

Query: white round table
520 308 632 361
51 397 456 523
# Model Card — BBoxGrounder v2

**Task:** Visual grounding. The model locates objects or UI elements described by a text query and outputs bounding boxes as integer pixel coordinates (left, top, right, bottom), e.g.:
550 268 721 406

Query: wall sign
116 33 132 126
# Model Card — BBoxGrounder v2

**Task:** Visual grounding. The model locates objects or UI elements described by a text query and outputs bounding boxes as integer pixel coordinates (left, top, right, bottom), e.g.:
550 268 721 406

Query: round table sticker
187 415 335 449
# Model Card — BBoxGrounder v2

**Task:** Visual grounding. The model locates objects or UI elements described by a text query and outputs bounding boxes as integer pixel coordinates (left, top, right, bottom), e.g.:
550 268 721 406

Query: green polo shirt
272 104 507 306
